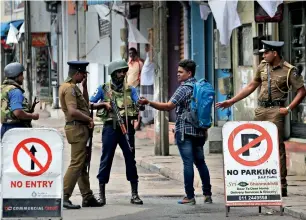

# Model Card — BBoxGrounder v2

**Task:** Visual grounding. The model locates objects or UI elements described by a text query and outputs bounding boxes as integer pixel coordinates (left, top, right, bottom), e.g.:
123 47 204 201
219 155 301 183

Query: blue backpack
183 79 215 129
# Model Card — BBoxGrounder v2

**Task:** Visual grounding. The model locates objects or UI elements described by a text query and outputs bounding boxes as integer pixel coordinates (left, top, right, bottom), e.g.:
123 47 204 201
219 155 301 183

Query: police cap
67 61 89 73
65 61 89 82
259 40 284 53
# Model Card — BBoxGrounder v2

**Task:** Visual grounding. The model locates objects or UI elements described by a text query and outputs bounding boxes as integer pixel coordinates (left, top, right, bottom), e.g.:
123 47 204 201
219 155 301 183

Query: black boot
282 188 288 197
99 184 106 205
63 200 81 209
82 195 104 207
130 182 143 205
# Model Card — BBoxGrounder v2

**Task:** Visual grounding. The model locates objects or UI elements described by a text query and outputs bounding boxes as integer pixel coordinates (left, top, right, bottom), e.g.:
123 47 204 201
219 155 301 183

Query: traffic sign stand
225 205 283 217
1 128 64 219
222 122 283 217
225 206 284 217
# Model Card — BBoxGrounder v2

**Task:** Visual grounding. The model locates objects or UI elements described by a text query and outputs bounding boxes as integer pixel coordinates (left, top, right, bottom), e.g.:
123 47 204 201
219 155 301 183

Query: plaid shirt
169 77 205 137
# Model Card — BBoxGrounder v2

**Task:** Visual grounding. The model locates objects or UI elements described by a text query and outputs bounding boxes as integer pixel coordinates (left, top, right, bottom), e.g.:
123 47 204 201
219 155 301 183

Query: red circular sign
228 123 273 166
13 138 52 177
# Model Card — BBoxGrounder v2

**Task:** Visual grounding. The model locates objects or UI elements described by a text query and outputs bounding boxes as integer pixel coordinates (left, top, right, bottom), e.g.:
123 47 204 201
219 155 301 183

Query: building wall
1 1 24 22
30 1 51 33
232 1 257 121
190 2 205 80
139 8 153 60
111 11 125 62
85 5 110 65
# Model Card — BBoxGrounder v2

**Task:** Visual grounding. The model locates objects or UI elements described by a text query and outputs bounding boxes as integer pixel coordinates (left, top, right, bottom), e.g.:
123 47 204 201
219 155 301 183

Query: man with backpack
138 59 214 205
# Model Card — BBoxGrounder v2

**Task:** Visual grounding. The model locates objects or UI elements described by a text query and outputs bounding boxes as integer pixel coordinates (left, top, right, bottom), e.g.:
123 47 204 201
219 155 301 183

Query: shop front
31 32 52 100
280 1 306 139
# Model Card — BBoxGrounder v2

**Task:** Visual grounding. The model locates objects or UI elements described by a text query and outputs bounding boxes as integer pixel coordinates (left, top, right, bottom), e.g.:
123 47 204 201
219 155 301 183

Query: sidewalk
32 118 306 220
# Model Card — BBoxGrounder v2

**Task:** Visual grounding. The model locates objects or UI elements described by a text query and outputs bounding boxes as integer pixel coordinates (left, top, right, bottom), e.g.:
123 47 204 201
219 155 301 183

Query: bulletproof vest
96 83 139 123
1 79 31 124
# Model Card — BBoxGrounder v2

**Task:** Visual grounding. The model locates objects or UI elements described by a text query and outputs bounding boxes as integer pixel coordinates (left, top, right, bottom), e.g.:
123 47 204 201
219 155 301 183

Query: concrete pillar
153 1 169 156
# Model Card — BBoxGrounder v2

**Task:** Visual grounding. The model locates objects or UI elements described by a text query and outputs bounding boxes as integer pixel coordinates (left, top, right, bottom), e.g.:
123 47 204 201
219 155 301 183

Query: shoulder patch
71 87 76 97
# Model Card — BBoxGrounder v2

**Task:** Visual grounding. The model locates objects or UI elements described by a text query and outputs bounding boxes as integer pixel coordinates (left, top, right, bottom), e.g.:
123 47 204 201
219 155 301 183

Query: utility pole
24 0 32 104
153 1 169 156
76 0 79 60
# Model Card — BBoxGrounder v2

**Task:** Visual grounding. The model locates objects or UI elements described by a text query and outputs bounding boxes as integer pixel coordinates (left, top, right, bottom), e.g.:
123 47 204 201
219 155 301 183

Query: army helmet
4 62 25 78
108 60 129 75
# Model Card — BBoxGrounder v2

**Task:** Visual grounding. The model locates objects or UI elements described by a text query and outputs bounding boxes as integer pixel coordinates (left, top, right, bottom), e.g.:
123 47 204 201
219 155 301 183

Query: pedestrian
216 40 306 197
127 47 143 130
59 61 103 209
140 44 155 125
1 62 39 138
138 59 213 205
90 60 143 206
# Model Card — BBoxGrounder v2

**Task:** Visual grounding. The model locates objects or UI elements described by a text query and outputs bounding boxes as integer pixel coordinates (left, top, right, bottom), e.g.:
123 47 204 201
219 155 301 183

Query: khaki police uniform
254 59 304 189
59 79 93 201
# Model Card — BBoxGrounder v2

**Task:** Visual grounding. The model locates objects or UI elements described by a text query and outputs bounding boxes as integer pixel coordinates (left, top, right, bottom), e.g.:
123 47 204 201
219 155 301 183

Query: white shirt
140 53 155 86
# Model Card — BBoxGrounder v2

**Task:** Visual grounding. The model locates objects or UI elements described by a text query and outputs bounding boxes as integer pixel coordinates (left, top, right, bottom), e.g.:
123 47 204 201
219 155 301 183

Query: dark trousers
1 123 27 139
176 132 212 199
97 122 138 184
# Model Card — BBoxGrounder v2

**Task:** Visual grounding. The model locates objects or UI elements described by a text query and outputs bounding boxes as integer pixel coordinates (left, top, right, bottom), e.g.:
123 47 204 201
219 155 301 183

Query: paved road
63 144 296 220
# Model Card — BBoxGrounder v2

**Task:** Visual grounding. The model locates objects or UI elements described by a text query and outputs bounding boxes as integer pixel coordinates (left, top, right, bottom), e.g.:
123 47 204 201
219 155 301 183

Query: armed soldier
216 41 306 197
90 60 143 206
1 62 39 138
59 61 103 209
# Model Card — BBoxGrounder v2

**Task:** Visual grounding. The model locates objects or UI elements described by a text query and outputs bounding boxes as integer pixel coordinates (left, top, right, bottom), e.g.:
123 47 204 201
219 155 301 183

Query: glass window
289 4 306 138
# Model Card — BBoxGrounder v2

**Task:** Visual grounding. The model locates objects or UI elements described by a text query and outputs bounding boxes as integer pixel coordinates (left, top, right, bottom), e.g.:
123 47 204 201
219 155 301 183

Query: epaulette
283 61 295 69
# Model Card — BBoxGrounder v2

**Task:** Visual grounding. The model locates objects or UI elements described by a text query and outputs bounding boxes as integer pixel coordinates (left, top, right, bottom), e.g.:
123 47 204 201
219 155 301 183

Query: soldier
59 61 103 209
1 62 39 138
90 60 143 206
216 40 306 197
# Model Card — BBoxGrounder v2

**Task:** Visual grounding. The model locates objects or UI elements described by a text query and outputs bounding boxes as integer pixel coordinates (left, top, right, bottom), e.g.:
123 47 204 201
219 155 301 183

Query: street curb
283 207 306 220
114 150 306 220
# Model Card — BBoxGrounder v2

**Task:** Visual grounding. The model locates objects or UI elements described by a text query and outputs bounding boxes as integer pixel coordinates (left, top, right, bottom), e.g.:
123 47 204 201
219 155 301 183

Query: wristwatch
286 106 291 113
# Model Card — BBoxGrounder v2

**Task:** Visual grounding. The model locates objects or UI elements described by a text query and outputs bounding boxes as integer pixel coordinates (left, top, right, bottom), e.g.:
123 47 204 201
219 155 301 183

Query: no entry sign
222 121 282 208
1 128 64 219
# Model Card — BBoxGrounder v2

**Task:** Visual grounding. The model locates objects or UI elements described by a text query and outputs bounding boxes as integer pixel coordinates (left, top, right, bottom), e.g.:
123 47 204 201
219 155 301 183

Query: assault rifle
85 104 94 173
24 96 39 127
30 96 40 113
102 84 133 152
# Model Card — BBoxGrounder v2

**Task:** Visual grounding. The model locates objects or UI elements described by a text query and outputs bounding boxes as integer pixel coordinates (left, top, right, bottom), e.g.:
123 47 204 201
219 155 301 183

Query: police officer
216 40 306 197
1 62 39 138
90 60 143 205
59 61 103 209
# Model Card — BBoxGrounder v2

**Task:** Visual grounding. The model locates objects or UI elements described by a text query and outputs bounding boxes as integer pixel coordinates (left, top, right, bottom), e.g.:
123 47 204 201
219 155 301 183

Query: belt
258 100 285 108
65 120 89 126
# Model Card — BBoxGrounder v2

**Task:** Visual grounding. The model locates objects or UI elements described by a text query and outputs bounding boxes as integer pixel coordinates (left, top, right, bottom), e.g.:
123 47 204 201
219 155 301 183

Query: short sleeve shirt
8 88 24 111
59 82 90 122
254 60 304 101
169 77 205 137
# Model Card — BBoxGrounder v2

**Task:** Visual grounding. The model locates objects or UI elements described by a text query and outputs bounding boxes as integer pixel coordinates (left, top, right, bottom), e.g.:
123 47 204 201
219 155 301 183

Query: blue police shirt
8 89 24 111
90 85 139 103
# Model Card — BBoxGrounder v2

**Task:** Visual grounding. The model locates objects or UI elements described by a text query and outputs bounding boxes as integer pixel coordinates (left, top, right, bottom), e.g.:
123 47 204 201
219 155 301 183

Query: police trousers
64 124 93 200
97 122 138 184
254 107 287 188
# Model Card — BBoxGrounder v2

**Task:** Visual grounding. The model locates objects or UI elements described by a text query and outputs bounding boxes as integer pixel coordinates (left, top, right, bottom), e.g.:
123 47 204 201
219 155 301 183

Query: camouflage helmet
4 62 25 78
108 60 129 75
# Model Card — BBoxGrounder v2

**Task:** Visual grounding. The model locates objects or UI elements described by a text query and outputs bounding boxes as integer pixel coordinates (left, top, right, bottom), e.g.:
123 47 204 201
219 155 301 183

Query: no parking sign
1 128 64 219
222 121 283 211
